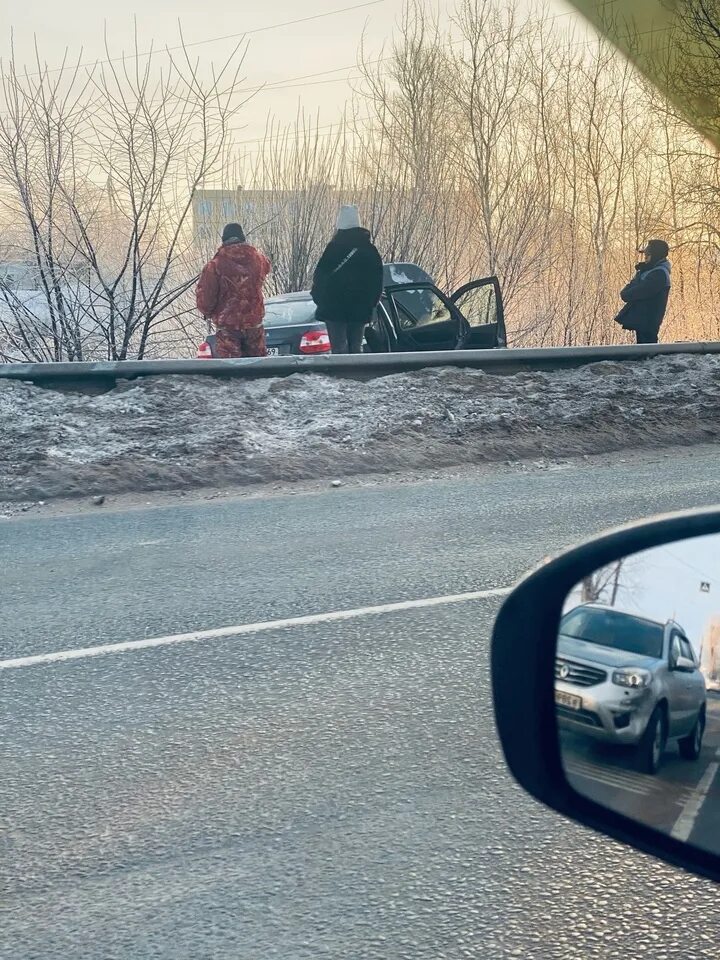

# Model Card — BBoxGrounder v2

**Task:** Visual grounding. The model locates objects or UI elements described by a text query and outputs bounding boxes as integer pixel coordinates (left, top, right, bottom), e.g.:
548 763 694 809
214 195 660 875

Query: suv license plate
267 347 279 357
555 690 582 711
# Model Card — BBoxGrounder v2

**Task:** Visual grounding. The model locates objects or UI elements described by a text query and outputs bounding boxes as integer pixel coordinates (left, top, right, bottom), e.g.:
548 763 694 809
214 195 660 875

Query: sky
566 534 720 660
2 0 588 154
3 0 414 139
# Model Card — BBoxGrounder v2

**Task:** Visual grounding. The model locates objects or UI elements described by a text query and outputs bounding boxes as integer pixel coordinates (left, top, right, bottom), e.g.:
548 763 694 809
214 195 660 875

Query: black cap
640 239 669 260
222 222 245 243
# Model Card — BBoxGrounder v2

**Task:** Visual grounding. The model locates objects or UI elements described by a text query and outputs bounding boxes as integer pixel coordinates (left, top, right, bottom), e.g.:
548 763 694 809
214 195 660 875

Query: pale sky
3 0 587 148
4 0 413 137
567 534 720 658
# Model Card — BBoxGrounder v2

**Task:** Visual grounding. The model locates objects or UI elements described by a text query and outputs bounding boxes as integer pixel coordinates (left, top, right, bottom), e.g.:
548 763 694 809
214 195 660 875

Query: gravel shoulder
4 443 719 522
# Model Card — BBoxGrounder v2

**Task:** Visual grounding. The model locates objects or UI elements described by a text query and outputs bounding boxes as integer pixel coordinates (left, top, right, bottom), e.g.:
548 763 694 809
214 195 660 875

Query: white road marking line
568 766 692 805
671 761 720 842
566 758 641 779
567 756 699 802
566 758 695 796
565 757 646 782
0 586 512 672
565 763 651 796
566 764 642 787
569 773 648 796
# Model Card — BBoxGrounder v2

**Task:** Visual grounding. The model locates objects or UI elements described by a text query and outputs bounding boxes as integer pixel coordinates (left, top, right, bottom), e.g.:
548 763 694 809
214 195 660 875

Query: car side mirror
491 507 720 884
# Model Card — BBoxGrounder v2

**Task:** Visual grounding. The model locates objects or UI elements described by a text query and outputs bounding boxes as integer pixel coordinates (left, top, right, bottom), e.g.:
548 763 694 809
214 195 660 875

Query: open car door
450 276 506 349
382 282 465 352
383 275 506 352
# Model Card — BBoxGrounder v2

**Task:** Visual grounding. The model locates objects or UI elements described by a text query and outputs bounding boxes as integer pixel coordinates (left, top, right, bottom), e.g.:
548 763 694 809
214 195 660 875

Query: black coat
311 228 384 326
614 259 671 335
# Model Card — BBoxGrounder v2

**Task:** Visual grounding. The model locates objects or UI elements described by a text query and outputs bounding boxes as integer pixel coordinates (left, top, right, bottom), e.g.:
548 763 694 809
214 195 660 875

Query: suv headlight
612 668 652 689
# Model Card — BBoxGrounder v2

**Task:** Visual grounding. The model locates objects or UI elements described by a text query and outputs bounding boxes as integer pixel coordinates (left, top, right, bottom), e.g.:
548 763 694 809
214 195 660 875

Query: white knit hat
336 204 361 230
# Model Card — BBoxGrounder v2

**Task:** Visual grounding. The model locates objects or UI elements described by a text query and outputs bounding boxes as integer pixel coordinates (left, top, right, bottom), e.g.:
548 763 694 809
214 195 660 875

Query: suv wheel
679 708 705 761
637 705 667 775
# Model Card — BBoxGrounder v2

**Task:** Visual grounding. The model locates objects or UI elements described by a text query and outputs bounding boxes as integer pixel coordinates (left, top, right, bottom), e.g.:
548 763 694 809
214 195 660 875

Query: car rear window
264 299 316 328
561 607 664 658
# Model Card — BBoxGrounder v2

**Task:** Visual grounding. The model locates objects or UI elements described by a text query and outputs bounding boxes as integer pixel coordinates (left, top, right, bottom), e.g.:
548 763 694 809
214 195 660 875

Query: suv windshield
561 607 664 658
264 298 316 328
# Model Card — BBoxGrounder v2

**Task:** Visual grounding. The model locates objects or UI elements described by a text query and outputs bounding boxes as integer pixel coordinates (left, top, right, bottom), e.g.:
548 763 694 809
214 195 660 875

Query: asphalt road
563 695 720 849
4 449 720 959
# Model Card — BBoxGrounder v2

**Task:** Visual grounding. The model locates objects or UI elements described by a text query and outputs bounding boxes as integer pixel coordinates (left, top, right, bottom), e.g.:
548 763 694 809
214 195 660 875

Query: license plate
555 690 582 711
266 347 279 357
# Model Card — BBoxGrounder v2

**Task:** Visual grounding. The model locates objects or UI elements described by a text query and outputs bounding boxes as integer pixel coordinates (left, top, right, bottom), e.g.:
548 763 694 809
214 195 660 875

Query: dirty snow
1 355 719 503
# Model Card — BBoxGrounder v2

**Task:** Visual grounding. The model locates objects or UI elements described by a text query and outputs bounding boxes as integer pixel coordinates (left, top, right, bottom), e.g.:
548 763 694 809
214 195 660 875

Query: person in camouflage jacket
196 223 272 358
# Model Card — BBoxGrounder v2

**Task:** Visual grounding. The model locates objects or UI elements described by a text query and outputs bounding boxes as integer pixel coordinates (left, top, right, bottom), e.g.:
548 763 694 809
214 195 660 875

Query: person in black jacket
311 205 384 354
614 239 672 344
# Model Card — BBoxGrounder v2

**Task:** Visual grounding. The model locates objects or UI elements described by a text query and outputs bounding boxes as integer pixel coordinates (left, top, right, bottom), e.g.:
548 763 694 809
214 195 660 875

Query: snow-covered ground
2 354 719 503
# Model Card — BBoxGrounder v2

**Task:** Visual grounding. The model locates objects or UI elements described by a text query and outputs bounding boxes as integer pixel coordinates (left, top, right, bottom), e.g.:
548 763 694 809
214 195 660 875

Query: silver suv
555 604 707 774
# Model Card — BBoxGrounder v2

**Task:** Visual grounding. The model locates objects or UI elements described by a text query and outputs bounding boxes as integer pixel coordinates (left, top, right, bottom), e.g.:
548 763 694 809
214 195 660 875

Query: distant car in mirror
197 262 506 358
491 507 720 884
556 603 706 774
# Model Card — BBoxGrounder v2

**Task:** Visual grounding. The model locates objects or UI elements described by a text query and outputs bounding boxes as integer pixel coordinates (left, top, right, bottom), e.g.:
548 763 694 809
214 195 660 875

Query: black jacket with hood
614 259 672 336
311 228 383 326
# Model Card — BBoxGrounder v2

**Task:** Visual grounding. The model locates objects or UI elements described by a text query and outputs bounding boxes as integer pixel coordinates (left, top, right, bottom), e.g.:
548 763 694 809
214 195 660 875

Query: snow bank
1 355 719 501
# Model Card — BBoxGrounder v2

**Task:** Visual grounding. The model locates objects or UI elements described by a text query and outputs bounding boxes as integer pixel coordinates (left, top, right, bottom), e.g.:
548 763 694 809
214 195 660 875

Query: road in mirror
557 534 720 855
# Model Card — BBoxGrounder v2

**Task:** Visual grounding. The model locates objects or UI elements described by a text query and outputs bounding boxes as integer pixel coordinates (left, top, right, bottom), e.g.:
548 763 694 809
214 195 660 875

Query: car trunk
265 321 328 356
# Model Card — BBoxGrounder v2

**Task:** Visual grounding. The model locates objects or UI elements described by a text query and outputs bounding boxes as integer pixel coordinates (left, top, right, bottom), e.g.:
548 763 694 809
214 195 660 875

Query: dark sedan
197 263 505 357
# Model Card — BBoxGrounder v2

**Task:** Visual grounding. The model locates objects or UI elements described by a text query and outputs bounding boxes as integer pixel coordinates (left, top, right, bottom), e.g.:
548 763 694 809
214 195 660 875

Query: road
4 449 720 959
563 694 720 850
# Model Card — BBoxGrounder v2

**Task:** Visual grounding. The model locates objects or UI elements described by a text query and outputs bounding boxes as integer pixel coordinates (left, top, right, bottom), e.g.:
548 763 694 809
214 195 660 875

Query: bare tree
234 113 348 296
581 560 628 605
0 30 247 361
4 0 717 360
355 1 469 288
237 0 720 349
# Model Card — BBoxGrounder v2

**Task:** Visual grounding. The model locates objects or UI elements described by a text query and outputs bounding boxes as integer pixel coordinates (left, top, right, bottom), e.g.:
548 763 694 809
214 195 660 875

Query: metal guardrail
1 341 719 392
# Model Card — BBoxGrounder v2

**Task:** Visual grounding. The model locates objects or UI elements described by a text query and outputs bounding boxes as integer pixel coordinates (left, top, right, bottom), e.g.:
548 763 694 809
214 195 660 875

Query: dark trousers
635 329 659 345
325 320 365 354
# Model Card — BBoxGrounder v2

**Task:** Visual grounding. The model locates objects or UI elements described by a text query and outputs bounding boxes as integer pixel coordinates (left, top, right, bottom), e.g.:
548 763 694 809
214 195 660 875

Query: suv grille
556 705 602 727
555 658 607 687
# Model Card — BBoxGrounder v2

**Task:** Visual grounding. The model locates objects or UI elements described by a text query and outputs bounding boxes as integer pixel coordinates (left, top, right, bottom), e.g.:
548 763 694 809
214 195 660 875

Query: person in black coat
614 239 672 344
311 205 384 354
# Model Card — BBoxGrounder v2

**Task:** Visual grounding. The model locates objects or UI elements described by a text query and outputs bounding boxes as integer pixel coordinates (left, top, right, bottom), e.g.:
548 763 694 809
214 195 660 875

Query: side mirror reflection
557 533 719 853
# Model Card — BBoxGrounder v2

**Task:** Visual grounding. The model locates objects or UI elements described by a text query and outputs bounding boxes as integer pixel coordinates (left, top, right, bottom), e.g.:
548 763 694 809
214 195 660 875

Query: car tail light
197 341 213 359
299 330 331 354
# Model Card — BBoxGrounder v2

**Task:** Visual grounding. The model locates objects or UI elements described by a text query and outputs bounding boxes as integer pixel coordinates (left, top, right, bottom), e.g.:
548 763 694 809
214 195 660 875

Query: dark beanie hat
222 222 246 243
641 239 669 260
